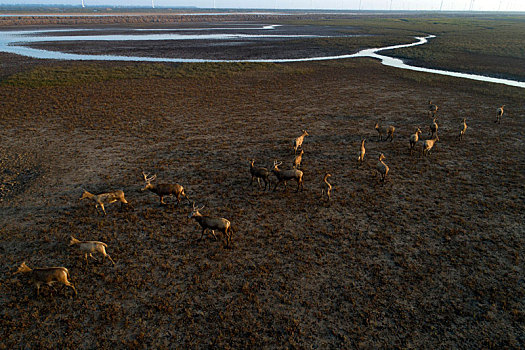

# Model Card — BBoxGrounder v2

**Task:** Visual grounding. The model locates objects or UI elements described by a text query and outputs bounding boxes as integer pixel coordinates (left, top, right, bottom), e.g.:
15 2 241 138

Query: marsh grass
289 15 525 80
0 62 305 88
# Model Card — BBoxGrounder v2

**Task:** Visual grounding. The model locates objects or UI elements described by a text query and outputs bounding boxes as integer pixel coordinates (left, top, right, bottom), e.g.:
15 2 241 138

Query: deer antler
142 172 157 182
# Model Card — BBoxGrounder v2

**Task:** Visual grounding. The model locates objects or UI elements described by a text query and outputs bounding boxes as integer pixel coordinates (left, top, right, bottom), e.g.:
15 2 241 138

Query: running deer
271 160 304 192
459 118 467 140
80 189 129 216
142 172 190 206
293 149 304 169
429 118 438 138
423 135 439 156
358 139 366 163
409 127 422 153
69 236 115 266
428 101 438 117
321 173 332 201
14 262 77 297
293 130 309 154
375 122 385 141
496 105 505 124
376 153 389 182
249 159 271 190
188 203 234 248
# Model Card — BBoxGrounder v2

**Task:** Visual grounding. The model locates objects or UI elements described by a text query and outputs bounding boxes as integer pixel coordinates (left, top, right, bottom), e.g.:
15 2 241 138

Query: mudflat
0 13 524 348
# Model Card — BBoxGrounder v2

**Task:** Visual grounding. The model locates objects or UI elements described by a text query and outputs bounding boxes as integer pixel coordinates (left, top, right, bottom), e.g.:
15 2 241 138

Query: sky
1 0 525 11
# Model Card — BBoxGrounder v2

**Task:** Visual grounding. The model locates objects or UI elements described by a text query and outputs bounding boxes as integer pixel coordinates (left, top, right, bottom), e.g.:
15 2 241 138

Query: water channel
0 25 523 88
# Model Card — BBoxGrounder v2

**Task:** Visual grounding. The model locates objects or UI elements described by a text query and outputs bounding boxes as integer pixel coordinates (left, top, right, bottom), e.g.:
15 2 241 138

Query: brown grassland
0 13 524 349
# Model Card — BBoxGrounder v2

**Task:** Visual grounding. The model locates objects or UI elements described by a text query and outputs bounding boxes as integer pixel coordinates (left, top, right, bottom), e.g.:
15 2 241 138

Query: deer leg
106 254 116 266
198 228 206 242
224 232 232 249
100 204 107 216
89 253 100 263
210 230 218 241
65 281 77 296
160 196 166 205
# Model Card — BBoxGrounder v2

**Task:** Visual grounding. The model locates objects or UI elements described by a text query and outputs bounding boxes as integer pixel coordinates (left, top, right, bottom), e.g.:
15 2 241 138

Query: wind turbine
359 0 362 10
440 0 444 11
81 0 85 8
390 0 393 11
151 0 155 9
469 0 475 11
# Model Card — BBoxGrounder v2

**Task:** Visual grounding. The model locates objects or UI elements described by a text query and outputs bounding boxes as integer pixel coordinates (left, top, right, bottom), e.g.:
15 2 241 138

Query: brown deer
459 118 467 140
272 160 304 192
376 153 389 182
358 139 366 163
188 203 234 248
496 105 505 124
321 173 332 201
69 236 115 266
429 118 438 138
423 135 439 156
385 125 396 142
293 129 309 154
292 149 304 169
249 159 271 190
428 101 438 117
409 127 422 153
14 262 77 297
80 189 128 216
142 172 190 206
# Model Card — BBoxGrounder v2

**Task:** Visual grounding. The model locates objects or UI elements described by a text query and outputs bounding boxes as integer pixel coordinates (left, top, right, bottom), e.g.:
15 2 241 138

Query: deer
496 105 505 124
80 189 129 216
375 122 386 141
69 236 115 266
357 139 366 163
409 127 422 153
249 159 271 190
293 149 304 169
14 262 77 297
376 153 389 182
188 203 233 248
321 173 332 201
459 118 467 140
429 118 438 138
271 160 304 192
422 135 439 156
293 129 309 154
428 101 438 117
141 172 190 206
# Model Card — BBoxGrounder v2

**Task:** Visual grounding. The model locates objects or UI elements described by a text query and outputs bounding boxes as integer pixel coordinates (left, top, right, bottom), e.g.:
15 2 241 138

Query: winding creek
0 25 524 89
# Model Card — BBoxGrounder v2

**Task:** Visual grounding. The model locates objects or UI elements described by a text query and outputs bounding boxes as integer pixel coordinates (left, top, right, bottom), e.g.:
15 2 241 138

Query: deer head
141 172 157 191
